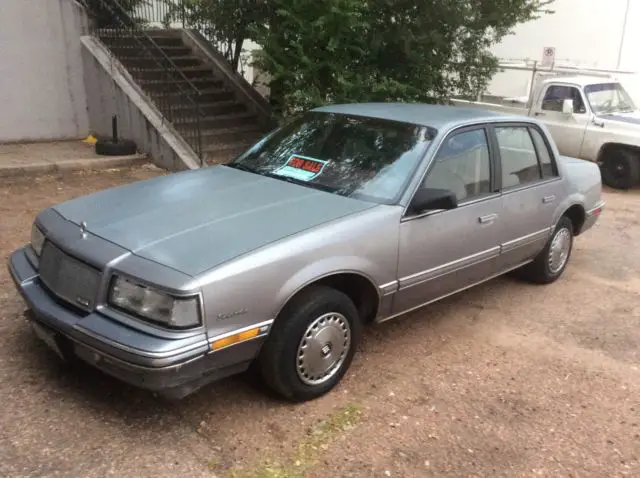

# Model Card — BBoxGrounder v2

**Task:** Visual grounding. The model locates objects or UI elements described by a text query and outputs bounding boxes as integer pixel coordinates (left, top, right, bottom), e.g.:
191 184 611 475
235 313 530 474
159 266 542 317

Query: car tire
258 286 362 402
601 147 640 190
516 216 574 285
95 138 138 156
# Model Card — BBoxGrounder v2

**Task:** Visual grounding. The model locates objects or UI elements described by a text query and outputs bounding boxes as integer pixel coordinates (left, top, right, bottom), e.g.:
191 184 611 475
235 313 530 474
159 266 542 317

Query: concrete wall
488 0 640 104
81 36 200 171
0 0 90 142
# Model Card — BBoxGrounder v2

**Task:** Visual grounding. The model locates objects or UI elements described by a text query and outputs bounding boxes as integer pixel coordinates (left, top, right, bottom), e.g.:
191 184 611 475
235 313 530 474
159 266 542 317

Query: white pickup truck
455 75 640 189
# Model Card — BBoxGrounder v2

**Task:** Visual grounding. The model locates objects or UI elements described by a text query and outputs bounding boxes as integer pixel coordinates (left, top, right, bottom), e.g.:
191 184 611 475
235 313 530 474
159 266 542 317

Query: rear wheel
601 147 640 190
258 286 361 402
516 216 574 284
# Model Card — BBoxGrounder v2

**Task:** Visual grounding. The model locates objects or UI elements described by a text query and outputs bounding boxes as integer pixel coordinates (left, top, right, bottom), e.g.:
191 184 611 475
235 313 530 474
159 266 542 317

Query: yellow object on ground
82 135 98 145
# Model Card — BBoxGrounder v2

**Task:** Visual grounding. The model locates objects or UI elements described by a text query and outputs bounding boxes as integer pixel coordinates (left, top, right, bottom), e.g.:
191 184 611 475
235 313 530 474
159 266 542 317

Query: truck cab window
541 85 586 114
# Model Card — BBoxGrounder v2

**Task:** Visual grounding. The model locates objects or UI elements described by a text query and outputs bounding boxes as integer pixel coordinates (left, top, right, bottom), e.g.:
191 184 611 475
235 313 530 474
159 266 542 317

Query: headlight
31 224 45 256
108 275 202 329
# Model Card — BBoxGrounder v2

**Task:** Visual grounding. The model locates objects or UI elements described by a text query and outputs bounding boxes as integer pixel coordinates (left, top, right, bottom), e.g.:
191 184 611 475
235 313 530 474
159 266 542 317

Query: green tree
172 0 266 71
252 0 553 117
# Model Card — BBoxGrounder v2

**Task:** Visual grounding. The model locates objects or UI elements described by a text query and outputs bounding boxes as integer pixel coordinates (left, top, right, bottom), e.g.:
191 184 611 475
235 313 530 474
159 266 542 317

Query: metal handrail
101 0 202 94
84 0 204 163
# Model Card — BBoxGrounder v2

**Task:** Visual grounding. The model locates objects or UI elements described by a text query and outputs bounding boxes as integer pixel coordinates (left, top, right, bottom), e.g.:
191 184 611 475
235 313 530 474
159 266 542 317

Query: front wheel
516 216 574 284
258 286 362 402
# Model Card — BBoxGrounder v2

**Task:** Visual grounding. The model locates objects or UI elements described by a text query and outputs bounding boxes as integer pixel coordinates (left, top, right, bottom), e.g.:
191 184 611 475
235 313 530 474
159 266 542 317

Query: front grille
39 241 101 312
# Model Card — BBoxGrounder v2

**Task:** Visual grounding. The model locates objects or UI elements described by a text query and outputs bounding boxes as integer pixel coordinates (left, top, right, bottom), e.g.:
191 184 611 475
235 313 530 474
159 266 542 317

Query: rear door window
495 126 542 188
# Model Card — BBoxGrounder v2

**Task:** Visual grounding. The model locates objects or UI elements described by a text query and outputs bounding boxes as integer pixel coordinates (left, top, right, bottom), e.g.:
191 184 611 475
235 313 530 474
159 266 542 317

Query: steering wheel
600 99 613 112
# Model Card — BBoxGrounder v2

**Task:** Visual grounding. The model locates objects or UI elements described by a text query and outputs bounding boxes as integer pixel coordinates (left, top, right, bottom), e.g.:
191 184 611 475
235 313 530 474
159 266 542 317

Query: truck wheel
601 147 640 189
259 286 362 402
516 216 574 285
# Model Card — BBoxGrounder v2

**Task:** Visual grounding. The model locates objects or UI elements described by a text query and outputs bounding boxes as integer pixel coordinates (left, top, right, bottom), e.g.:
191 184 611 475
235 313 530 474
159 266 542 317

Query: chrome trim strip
398 246 500 289
500 177 562 195
500 228 551 253
72 326 210 359
379 280 399 296
376 259 533 324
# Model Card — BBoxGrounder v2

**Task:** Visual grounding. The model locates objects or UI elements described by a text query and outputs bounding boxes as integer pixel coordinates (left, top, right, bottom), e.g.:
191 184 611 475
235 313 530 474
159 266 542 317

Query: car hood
598 110 640 125
53 166 376 276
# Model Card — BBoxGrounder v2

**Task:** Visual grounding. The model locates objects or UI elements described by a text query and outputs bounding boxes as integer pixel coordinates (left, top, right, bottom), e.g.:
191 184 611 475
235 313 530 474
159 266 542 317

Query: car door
492 122 563 270
533 84 590 157
392 126 503 315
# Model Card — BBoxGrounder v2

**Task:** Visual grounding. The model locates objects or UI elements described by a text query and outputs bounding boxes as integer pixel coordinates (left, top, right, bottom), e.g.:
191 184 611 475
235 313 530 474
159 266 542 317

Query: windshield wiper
225 162 256 173
261 171 338 193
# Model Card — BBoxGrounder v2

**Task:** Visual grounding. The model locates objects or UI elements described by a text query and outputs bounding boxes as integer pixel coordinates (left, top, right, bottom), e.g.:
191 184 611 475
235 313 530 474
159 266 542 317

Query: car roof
311 102 509 130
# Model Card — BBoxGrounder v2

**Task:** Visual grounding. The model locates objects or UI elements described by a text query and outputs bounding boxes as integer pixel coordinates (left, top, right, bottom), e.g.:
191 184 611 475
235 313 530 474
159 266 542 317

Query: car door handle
478 214 497 224
542 195 556 204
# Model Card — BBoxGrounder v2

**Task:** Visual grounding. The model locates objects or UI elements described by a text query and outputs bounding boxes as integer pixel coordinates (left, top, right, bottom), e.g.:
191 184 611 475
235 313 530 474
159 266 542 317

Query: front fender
193 205 402 339
274 256 385 318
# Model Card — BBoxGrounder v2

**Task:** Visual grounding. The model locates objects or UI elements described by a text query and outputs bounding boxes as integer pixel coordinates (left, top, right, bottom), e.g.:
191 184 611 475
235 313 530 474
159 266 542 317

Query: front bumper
8 247 264 399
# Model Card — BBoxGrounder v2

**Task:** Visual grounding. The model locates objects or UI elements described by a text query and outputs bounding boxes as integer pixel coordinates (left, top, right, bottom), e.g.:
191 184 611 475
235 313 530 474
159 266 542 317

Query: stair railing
83 0 205 165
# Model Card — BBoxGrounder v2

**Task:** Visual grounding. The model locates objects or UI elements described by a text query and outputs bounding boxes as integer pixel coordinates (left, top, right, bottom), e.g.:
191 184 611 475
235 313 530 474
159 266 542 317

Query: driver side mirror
409 188 458 215
562 98 574 115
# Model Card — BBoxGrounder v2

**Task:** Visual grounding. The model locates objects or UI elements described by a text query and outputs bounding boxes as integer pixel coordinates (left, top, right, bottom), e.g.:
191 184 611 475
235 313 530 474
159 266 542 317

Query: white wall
487 0 640 104
0 0 90 142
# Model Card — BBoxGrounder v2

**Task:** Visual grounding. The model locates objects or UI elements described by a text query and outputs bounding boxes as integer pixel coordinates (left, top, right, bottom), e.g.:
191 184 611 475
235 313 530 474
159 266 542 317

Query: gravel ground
1 167 639 477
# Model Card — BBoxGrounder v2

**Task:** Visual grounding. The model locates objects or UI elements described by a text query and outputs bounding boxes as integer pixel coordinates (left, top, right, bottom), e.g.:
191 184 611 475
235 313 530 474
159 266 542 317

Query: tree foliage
251 0 554 117
171 0 265 71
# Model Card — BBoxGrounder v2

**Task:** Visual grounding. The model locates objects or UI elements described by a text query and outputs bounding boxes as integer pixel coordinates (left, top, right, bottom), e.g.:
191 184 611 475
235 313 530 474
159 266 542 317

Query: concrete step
204 140 256 165
199 124 264 142
139 29 184 38
136 66 216 81
118 55 203 69
106 43 193 58
178 123 263 143
173 112 258 130
173 99 248 117
139 77 224 92
151 87 236 103
101 34 184 48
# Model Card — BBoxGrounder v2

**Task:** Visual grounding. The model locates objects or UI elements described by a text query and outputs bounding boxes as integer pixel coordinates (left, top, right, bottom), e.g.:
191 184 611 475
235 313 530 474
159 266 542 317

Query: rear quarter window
495 126 541 188
528 127 558 178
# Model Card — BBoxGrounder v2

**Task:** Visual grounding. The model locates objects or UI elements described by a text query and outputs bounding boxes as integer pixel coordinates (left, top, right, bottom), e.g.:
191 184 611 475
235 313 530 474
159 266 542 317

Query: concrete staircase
99 29 266 165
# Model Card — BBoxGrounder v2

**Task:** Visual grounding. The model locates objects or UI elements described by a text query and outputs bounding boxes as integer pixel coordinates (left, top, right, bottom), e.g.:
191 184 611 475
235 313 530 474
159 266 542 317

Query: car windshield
226 111 435 204
584 82 637 114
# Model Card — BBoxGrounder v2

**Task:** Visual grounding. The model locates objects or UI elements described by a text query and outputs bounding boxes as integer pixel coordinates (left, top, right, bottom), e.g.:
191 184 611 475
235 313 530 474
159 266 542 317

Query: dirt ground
1 166 639 478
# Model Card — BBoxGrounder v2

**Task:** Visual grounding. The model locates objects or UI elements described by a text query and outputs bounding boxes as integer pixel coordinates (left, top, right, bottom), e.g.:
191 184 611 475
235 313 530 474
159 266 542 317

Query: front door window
422 129 492 203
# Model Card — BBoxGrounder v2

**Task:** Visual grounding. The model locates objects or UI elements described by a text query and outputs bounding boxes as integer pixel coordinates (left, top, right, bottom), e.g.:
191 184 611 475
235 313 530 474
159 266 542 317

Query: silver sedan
9 103 604 402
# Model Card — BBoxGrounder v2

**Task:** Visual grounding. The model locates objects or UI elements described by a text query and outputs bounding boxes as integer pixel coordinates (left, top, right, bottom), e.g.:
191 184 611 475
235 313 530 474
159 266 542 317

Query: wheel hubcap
548 227 571 274
611 158 629 179
296 313 351 386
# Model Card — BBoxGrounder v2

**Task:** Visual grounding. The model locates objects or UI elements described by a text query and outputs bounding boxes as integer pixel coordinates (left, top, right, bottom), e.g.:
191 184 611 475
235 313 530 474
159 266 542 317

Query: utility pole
616 0 631 69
